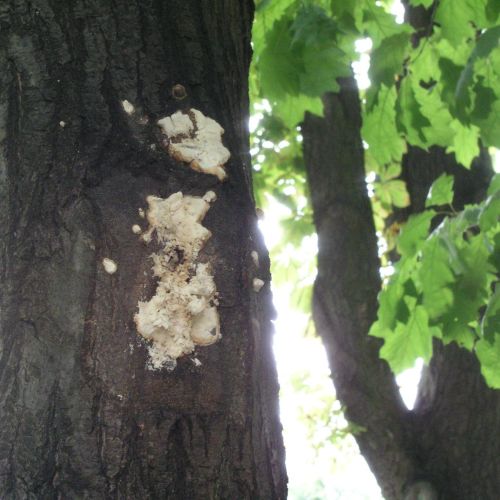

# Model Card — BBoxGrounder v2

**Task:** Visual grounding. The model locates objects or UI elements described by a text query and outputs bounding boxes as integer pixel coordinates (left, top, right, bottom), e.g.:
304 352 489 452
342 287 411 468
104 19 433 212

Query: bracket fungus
157 109 230 181
134 191 221 370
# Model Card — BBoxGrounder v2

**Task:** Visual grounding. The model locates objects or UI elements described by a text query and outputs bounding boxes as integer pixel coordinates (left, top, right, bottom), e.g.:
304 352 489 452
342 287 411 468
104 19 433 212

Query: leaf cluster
371 174 500 387
251 1 500 388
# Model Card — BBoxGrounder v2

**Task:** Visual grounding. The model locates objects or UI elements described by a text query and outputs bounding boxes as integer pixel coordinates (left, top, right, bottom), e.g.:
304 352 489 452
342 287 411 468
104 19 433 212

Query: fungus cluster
134 191 221 370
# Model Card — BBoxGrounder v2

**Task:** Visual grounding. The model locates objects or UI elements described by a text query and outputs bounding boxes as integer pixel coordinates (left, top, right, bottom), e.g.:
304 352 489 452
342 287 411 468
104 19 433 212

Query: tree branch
302 78 419 498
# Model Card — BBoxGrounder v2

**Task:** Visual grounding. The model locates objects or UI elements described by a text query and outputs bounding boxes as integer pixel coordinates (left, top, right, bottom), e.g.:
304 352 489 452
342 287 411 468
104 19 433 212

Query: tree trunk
302 75 500 498
0 1 286 498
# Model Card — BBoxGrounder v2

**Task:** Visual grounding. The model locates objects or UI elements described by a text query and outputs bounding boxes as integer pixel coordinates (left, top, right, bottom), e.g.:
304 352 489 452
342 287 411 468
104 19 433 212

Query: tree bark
302 80 415 499
302 74 500 498
0 1 286 498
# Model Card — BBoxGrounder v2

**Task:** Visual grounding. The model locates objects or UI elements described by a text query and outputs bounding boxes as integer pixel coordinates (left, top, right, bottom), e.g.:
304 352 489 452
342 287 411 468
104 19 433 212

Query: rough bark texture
302 81 415 499
302 75 500 498
0 1 287 498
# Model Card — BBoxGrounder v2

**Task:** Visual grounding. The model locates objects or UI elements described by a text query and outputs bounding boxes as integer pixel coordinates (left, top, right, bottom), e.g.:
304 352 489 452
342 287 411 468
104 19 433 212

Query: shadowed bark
0 1 286 498
302 80 414 499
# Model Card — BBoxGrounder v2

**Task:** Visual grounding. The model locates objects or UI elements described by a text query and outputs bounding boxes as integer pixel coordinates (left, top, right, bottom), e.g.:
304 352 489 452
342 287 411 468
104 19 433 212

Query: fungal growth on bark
102 258 118 274
134 191 221 370
157 109 230 181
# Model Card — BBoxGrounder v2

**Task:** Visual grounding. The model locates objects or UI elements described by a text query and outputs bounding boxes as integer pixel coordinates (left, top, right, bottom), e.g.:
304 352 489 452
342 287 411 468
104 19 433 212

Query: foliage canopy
251 0 500 387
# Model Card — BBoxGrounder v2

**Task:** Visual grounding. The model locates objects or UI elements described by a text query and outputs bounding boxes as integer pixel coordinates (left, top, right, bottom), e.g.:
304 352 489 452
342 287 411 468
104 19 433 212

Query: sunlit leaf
362 85 406 167
397 212 434 257
425 174 454 208
435 0 486 44
476 335 500 388
409 0 433 7
379 298 437 373
447 121 480 167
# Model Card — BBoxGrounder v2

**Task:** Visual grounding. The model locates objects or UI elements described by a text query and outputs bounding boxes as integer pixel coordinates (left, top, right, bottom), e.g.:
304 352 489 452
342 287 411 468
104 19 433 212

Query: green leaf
259 17 302 99
376 179 410 208
291 4 338 45
361 4 412 48
439 234 492 346
412 83 456 147
456 25 500 117
409 0 433 7
446 120 480 167
362 85 406 167
253 0 298 48
299 43 351 96
481 288 500 342
257 5 351 125
486 0 500 24
369 32 411 89
380 163 402 181
387 180 410 208
479 191 500 231
439 58 466 108
440 319 476 350
418 237 455 318
397 211 434 257
371 283 406 334
396 75 431 148
273 94 323 127
472 96 500 148
476 335 500 388
425 174 454 207
487 173 500 196
435 0 486 44
331 0 364 31
379 299 436 373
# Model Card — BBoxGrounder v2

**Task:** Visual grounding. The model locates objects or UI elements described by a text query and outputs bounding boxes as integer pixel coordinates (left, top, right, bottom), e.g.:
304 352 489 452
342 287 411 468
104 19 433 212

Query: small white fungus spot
157 109 230 181
59 120 66 128
253 278 265 293
102 258 118 274
192 357 202 367
138 208 145 218
122 99 135 115
251 250 259 268
203 191 217 203
132 224 142 234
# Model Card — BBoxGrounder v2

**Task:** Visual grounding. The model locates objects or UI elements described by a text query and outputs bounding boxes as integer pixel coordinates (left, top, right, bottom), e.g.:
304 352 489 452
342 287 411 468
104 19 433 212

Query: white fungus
134 191 221 370
251 250 259 268
253 278 265 293
122 99 135 115
132 224 142 234
59 120 66 128
102 258 118 274
157 109 230 181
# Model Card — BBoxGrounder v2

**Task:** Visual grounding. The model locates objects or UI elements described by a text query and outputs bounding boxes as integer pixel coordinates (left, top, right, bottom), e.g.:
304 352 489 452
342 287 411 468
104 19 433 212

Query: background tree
252 0 500 498
0 1 287 498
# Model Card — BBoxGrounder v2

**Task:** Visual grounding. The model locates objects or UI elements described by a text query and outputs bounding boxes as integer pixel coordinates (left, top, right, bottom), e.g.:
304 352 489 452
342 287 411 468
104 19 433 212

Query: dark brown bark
302 80 415 499
302 75 500 498
0 1 286 499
